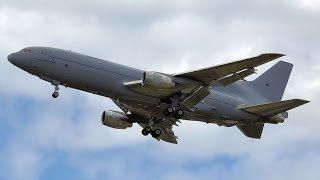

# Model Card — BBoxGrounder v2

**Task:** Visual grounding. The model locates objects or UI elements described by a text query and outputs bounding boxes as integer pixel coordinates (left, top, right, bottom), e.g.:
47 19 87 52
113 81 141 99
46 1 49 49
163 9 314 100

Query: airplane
7 47 309 144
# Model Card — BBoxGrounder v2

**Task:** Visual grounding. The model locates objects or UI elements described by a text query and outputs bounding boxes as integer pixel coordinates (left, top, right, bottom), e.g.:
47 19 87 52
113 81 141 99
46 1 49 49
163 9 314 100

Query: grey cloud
0 0 320 179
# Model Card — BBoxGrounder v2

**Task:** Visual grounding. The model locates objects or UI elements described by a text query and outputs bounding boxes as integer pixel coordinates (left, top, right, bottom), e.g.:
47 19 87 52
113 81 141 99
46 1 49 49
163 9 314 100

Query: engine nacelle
101 110 133 129
142 71 175 89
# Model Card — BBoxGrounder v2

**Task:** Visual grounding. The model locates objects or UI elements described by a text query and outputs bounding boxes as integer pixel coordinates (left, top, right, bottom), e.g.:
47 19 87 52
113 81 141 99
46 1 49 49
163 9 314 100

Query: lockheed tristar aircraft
8 47 309 144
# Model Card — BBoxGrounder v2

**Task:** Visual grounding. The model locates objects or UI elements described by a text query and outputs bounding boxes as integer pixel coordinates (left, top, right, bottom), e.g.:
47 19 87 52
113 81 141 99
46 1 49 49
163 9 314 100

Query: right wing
112 98 179 144
239 99 309 117
138 118 179 144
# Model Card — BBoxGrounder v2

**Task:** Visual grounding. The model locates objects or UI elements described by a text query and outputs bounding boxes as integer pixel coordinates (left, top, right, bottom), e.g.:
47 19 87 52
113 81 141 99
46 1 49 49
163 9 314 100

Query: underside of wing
180 85 210 109
174 53 285 85
138 121 178 144
239 99 309 117
111 99 180 144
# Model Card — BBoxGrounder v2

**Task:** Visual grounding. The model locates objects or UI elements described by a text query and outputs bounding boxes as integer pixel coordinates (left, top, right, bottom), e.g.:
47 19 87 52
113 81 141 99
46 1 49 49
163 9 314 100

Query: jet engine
101 110 133 129
142 71 175 89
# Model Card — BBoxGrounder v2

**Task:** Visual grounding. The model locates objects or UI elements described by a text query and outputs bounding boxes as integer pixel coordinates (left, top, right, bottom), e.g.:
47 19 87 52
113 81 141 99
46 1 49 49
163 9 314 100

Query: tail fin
251 61 293 101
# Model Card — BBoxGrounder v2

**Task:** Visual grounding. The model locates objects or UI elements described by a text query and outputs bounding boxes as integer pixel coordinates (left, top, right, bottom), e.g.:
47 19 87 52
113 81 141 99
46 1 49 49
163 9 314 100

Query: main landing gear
141 116 162 139
163 106 184 119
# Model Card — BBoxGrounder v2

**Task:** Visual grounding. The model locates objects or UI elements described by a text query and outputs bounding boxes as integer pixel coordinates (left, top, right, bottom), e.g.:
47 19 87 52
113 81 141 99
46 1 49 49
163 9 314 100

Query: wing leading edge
174 53 285 85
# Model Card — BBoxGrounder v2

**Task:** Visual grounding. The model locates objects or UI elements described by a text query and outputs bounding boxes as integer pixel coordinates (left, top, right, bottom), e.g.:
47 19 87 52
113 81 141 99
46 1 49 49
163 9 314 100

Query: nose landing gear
52 91 59 98
51 81 60 98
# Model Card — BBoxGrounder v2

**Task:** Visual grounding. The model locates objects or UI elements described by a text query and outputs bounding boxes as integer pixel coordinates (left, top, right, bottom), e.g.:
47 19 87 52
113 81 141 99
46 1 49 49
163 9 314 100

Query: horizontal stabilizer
239 99 309 117
237 124 264 139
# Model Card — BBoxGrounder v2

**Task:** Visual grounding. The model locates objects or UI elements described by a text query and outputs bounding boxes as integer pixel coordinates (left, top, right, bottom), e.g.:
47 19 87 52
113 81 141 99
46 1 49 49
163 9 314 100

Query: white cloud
0 0 320 179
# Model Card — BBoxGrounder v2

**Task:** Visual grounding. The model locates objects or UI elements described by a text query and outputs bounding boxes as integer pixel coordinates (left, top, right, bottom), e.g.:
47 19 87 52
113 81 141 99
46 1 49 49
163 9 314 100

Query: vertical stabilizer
251 61 293 101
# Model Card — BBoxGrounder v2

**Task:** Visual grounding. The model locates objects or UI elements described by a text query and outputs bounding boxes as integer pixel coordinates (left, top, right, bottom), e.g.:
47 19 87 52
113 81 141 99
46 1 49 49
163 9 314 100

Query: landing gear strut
51 81 60 98
163 106 184 119
142 126 161 138
141 115 162 138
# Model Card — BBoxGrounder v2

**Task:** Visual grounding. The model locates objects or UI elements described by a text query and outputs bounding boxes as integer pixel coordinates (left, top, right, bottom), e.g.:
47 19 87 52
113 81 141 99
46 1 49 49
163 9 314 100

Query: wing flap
239 99 309 117
218 68 255 86
174 53 285 85
181 85 211 109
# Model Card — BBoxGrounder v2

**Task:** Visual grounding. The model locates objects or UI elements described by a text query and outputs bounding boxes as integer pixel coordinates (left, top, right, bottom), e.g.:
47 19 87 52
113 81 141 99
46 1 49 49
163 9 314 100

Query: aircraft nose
7 52 29 69
7 53 15 64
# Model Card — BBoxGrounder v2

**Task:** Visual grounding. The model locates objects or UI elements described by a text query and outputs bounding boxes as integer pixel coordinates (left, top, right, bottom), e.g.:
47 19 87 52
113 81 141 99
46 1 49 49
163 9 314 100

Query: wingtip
292 99 310 104
261 53 286 58
302 100 310 104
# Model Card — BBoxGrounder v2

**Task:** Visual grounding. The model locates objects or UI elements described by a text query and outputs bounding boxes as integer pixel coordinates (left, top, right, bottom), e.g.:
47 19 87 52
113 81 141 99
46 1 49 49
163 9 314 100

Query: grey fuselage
8 47 274 126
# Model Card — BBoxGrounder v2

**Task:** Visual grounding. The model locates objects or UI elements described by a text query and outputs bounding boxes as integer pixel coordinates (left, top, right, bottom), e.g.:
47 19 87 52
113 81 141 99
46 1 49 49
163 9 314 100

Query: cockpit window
19 48 31 53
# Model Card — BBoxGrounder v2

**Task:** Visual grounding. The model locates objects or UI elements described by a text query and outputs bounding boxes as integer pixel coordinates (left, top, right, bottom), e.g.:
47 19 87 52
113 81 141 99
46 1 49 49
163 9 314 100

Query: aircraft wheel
167 106 174 113
52 92 59 98
151 129 161 138
144 126 152 133
142 129 149 136
163 109 171 116
173 109 184 119
163 106 174 116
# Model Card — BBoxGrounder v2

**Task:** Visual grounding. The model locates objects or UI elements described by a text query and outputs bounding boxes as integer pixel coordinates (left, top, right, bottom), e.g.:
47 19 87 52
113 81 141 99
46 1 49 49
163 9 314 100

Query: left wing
123 53 285 110
174 53 285 85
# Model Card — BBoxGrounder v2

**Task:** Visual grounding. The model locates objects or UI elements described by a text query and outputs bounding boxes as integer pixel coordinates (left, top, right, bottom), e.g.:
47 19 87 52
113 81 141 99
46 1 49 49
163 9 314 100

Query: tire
142 129 148 136
163 106 174 116
154 129 161 136
52 92 59 98
163 109 171 116
151 129 161 138
173 109 184 119
144 126 152 133
177 109 184 116
167 106 174 113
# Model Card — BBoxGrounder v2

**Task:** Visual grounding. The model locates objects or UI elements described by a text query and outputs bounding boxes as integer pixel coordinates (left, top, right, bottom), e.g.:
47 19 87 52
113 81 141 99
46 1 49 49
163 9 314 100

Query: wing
174 53 285 85
123 53 285 110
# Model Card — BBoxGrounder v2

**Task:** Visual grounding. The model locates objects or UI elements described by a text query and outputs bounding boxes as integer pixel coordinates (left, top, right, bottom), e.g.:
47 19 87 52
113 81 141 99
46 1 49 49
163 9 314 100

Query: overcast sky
0 0 320 179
